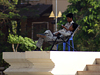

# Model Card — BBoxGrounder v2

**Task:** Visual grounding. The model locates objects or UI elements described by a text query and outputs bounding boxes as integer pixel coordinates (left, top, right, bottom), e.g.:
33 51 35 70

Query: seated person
35 23 78 50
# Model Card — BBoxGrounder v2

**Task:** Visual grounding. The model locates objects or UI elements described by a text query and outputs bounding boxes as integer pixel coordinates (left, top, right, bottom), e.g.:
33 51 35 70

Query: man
35 13 75 50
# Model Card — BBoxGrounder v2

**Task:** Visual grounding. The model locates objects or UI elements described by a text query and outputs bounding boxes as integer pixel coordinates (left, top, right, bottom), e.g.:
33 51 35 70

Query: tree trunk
12 44 15 52
16 44 19 52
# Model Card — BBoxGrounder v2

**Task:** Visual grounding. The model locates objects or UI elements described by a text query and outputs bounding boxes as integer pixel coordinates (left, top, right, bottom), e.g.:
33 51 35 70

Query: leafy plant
7 34 37 52
20 37 37 51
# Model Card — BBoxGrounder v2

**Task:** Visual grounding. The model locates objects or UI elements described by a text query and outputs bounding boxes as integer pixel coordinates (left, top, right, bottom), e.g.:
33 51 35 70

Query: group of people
35 13 78 50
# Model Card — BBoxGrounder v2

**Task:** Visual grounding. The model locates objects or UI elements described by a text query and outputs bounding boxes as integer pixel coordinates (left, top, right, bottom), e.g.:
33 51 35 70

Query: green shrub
7 34 37 52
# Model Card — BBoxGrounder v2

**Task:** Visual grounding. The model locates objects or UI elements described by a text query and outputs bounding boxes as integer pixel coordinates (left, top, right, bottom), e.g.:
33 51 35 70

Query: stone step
86 65 100 71
96 58 100 64
77 71 100 75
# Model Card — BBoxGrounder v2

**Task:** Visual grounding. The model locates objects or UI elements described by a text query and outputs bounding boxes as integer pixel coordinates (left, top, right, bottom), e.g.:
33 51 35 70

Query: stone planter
3 51 54 75
3 51 100 75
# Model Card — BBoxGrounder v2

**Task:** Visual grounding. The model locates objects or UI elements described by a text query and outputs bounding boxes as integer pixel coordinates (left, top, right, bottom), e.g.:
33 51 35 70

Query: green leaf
88 29 94 33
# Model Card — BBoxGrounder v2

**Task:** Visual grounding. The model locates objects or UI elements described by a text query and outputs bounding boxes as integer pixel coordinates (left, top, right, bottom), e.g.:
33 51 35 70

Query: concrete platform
3 51 100 75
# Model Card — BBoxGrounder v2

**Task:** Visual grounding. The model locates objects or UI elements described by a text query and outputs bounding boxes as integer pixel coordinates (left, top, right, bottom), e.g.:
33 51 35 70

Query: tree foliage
58 0 100 51
0 0 20 23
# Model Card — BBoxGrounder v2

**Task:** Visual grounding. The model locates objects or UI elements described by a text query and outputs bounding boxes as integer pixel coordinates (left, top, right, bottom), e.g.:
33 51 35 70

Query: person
35 13 76 50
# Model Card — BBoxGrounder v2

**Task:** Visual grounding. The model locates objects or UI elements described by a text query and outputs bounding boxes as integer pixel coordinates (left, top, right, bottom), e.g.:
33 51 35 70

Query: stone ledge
3 51 100 75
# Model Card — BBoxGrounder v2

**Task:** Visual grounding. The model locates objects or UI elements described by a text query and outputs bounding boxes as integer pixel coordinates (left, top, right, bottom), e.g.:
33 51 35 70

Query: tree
0 0 20 36
58 0 100 51
0 0 20 67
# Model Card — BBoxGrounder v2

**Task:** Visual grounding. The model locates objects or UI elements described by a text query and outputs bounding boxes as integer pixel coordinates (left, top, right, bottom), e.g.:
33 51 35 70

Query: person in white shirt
35 13 76 50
